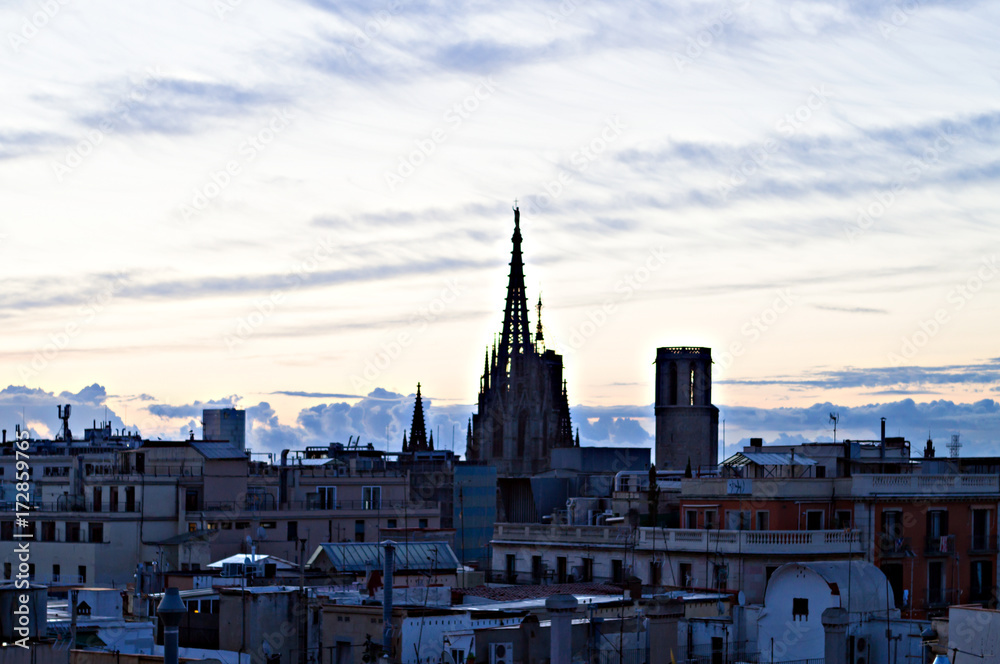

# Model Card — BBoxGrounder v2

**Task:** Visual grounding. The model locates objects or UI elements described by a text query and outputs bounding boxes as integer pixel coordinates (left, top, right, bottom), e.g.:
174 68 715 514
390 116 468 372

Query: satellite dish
737 591 746 606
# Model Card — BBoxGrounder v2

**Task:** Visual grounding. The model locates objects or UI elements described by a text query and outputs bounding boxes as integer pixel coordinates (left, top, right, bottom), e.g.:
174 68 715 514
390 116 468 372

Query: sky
2 0 999 460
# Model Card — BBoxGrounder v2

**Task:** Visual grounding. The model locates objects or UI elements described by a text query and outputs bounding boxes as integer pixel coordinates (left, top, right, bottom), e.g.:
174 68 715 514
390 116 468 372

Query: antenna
948 434 962 459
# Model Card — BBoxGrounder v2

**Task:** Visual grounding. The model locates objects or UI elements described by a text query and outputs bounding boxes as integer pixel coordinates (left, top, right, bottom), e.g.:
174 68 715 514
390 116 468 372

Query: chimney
750 438 763 448
880 418 886 460
545 595 579 664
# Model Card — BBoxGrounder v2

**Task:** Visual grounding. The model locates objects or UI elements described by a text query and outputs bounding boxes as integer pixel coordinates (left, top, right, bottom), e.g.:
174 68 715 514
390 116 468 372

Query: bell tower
654 347 719 472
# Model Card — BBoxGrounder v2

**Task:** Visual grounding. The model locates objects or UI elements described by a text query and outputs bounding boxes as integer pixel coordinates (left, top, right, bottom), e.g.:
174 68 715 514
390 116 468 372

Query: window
362 486 382 510
972 509 991 551
28 564 34 579
726 510 750 530
92 487 102 512
882 510 902 537
815 465 826 478
704 510 717 530
135 453 145 474
318 486 337 510
792 597 809 621
418 518 428 528
109 487 118 513
765 566 779 587
756 511 770 531
685 510 698 529
89 523 103 543
713 563 728 589
78 566 86 583
222 522 233 529
188 522 198 533
927 509 950 552
3 562 10 580
581 558 593 582
355 519 365 543
611 559 624 584
806 510 824 531
186 489 200 511
125 486 136 511
41 522 55 542
66 522 81 542
650 560 662 586
971 561 993 602
532 556 543 583
928 561 945 605
505 554 517 583
556 556 567 583
835 510 852 529
387 519 397 529
680 562 693 588
0 521 12 540
287 521 298 542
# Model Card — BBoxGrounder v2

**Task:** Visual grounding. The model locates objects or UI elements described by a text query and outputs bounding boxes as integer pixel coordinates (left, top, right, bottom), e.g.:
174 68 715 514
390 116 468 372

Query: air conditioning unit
852 635 867 664
490 642 513 664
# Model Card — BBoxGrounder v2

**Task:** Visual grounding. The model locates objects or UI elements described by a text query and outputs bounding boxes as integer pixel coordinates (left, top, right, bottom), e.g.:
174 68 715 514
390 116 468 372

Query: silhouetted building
467 207 574 475
654 347 718 471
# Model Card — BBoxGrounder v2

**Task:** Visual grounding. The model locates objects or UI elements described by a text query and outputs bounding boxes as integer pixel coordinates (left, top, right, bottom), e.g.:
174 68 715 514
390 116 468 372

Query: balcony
878 534 913 558
853 474 1000 496
970 534 997 555
197 499 438 515
493 523 862 556
925 535 956 556
925 587 959 609
1 500 142 513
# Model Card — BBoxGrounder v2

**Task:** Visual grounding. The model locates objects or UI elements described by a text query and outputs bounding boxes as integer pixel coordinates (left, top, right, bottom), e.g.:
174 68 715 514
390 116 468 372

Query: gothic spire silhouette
409 383 429 452
497 206 533 373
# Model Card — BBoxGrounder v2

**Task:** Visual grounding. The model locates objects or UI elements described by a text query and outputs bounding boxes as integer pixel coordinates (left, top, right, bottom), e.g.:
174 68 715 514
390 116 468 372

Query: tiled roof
455 583 625 602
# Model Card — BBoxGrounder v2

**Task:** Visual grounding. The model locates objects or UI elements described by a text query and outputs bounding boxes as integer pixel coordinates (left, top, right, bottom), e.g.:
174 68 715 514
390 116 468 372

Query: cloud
719 360 1000 390
147 396 241 419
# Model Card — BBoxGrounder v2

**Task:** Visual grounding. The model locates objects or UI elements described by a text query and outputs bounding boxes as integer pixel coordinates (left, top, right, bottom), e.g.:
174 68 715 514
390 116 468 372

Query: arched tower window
689 362 697 406
668 362 678 406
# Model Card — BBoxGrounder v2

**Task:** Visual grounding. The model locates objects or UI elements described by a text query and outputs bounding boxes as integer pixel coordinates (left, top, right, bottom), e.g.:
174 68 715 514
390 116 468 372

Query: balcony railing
853 474 1000 495
925 535 956 556
493 523 862 556
878 534 913 557
197 499 438 513
0 500 142 513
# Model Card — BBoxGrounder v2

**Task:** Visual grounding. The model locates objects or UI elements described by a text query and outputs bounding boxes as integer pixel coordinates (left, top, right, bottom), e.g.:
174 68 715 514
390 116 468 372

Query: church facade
466 207 575 475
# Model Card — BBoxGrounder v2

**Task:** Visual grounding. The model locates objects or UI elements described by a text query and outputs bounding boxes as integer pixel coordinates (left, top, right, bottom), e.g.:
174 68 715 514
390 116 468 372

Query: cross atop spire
498 207 533 371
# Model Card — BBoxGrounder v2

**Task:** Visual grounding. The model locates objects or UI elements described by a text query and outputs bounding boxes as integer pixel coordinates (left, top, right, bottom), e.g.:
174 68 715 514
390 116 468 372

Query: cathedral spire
497 206 533 372
482 347 490 392
402 432 408 453
409 383 429 452
534 293 545 351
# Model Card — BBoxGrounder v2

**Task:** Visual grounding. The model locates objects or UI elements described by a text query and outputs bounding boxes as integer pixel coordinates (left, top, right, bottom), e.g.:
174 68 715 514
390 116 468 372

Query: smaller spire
535 294 544 351
402 432 408 453
575 428 580 448
428 430 434 451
